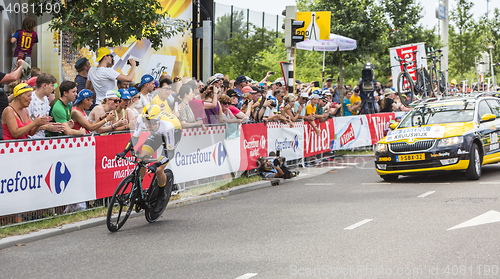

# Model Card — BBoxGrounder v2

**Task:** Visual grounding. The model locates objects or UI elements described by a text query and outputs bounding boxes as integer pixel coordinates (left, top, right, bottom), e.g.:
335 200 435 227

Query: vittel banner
239 123 268 171
332 116 372 150
267 122 304 160
0 138 97 215
304 119 335 157
389 42 427 85
366 113 395 145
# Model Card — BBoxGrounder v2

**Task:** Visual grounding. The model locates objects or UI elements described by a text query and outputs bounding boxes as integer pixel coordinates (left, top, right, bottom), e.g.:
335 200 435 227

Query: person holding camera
86 47 137 106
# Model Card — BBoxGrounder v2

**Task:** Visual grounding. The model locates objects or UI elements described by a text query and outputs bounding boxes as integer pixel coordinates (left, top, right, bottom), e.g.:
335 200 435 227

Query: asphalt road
2 157 500 279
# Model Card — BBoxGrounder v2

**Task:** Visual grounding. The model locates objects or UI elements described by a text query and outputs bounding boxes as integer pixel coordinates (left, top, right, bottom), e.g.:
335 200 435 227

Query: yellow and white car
375 94 500 181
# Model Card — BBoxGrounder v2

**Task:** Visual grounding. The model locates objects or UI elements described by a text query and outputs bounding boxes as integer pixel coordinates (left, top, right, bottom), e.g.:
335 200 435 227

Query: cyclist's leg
140 133 163 178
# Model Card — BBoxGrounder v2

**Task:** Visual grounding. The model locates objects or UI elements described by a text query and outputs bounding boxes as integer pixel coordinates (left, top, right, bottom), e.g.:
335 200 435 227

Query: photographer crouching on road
257 152 298 180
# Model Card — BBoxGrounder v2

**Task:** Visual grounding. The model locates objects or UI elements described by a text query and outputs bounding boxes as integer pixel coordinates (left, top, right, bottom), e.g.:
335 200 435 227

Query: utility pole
440 0 449 82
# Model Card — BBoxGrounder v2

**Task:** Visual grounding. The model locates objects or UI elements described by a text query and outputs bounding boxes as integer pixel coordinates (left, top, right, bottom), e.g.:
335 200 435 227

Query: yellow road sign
296 11 331 40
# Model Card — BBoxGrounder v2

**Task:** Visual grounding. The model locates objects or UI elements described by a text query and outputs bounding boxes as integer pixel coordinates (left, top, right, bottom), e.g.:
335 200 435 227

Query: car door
483 99 500 163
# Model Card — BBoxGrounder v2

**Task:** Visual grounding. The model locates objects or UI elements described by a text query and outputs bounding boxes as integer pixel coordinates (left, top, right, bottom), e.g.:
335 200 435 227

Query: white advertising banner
389 42 427 84
267 122 304 160
333 116 372 150
0 138 96 216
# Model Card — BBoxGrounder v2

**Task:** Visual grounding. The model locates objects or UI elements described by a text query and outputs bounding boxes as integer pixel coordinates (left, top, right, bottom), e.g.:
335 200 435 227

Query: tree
30 0 188 51
214 24 277 80
449 0 481 81
214 11 246 56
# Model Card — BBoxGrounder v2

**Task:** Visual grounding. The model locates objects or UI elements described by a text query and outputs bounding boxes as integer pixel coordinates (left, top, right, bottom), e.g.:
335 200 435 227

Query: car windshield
398 100 475 128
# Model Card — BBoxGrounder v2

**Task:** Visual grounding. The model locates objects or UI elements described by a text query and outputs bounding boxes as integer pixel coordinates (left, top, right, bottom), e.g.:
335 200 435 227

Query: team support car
375 93 500 181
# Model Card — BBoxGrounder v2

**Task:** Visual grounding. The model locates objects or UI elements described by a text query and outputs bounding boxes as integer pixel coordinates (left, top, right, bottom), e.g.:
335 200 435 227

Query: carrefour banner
332 116 372 150
239 123 268 171
304 119 335 157
267 122 304 160
0 138 96 216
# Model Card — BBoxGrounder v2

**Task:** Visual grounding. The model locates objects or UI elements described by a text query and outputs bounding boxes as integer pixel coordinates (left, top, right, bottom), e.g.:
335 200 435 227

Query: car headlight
437 136 464 147
375 143 388 153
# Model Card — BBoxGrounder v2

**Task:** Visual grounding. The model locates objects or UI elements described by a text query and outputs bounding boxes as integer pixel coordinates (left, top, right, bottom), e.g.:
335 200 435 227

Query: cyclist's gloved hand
116 150 127 161
147 162 161 174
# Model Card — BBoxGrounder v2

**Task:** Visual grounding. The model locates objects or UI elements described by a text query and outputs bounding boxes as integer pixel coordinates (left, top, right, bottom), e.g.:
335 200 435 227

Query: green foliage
29 0 188 51
449 0 481 81
213 23 278 81
214 11 246 56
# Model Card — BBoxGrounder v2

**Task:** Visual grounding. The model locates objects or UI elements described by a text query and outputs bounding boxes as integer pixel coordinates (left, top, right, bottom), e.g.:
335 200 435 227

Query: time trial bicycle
106 151 175 232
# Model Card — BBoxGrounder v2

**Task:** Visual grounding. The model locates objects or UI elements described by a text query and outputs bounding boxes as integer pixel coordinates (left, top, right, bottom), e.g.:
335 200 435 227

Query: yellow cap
451 79 457 85
13 83 33 98
96 47 111 62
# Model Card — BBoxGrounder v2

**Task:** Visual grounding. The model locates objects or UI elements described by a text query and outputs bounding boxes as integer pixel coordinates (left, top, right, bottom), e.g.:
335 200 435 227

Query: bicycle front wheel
417 68 431 98
107 175 137 232
430 66 439 96
439 71 447 94
397 71 414 107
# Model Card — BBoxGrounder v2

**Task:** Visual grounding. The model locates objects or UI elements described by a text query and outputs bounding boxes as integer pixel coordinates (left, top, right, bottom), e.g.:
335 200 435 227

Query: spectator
48 81 86 136
282 94 301 122
0 59 24 85
380 88 396 112
219 95 242 124
74 58 90 93
234 75 249 108
343 90 361 116
266 77 282 97
349 89 362 115
151 78 174 112
203 85 223 124
86 47 136 105
114 89 135 130
294 92 310 120
324 77 333 90
26 67 41 86
11 17 38 70
331 77 341 104
128 87 140 117
117 80 130 90
2 83 50 140
268 90 285 114
450 79 458 94
315 96 334 123
305 94 321 135
226 90 251 120
136 74 155 113
176 84 206 130
88 90 128 133
27 73 64 138
71 89 113 134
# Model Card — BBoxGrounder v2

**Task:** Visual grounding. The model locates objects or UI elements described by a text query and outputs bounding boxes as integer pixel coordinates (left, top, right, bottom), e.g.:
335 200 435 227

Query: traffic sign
296 11 331 40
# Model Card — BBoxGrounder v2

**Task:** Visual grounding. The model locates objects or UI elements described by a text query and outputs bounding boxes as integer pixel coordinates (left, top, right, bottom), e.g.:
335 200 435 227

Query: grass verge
0 175 262 239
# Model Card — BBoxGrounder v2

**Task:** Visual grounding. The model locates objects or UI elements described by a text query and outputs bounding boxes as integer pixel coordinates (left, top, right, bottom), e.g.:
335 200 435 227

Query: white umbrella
296 34 357 86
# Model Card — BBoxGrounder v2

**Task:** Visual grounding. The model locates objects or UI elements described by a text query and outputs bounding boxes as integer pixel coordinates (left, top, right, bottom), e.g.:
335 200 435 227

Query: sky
214 0 500 29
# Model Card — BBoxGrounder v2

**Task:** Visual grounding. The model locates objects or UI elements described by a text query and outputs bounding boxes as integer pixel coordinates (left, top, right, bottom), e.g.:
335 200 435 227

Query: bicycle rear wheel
397 71 414 107
416 68 431 99
430 66 439 96
145 169 174 223
439 71 447 94
107 175 137 232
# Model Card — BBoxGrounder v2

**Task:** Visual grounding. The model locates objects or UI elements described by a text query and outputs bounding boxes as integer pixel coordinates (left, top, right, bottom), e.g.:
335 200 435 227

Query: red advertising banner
366 113 395 145
95 133 153 199
395 44 418 82
303 118 335 157
239 123 268 171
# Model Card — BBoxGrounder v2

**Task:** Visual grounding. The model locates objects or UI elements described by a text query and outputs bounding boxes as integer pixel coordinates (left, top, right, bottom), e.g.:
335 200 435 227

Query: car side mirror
390 122 398 130
481 113 496 123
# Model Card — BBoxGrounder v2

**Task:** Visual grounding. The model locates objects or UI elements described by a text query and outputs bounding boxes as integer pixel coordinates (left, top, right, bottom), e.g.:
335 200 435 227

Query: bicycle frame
121 154 158 212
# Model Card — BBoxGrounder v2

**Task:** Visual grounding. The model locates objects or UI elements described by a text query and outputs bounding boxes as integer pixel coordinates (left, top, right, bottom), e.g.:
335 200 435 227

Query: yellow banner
296 11 331 40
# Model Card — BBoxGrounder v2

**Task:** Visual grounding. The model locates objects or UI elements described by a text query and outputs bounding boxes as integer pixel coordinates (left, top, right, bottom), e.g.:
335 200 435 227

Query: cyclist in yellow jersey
116 104 182 212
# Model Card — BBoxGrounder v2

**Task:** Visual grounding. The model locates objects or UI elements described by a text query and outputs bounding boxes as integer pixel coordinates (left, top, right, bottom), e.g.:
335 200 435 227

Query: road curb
0 167 329 250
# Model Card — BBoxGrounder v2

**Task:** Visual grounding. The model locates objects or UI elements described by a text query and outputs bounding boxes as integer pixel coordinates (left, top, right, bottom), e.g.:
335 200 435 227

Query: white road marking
418 191 436 198
447 210 500 230
305 183 335 185
344 219 373 230
235 273 258 279
330 166 348 169
419 183 450 185
362 182 391 185
338 162 360 165
479 182 500 185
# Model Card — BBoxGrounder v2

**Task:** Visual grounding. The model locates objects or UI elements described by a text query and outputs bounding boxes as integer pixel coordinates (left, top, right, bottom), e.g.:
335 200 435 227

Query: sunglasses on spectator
221 102 231 105
111 99 120 103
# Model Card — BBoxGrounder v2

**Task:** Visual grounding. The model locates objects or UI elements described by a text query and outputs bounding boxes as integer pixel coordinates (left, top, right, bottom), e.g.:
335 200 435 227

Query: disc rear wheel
145 169 174 223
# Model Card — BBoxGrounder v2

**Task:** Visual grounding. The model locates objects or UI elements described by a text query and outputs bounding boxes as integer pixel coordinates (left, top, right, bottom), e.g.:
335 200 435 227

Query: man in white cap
89 90 129 133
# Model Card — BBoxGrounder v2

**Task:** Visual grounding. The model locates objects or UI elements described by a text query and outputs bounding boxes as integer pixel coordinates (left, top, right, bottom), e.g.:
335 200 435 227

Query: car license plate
397 153 425 162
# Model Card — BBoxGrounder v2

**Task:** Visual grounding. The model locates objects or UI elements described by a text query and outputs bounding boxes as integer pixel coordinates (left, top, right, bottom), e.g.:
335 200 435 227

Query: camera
361 63 375 91
267 97 277 107
313 81 320 87
127 60 140 66
270 71 275 75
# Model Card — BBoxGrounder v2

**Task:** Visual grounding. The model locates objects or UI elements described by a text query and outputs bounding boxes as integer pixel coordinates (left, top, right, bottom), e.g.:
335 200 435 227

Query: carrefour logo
45 162 72 194
175 142 227 167
213 142 227 166
0 161 71 195
275 135 300 152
